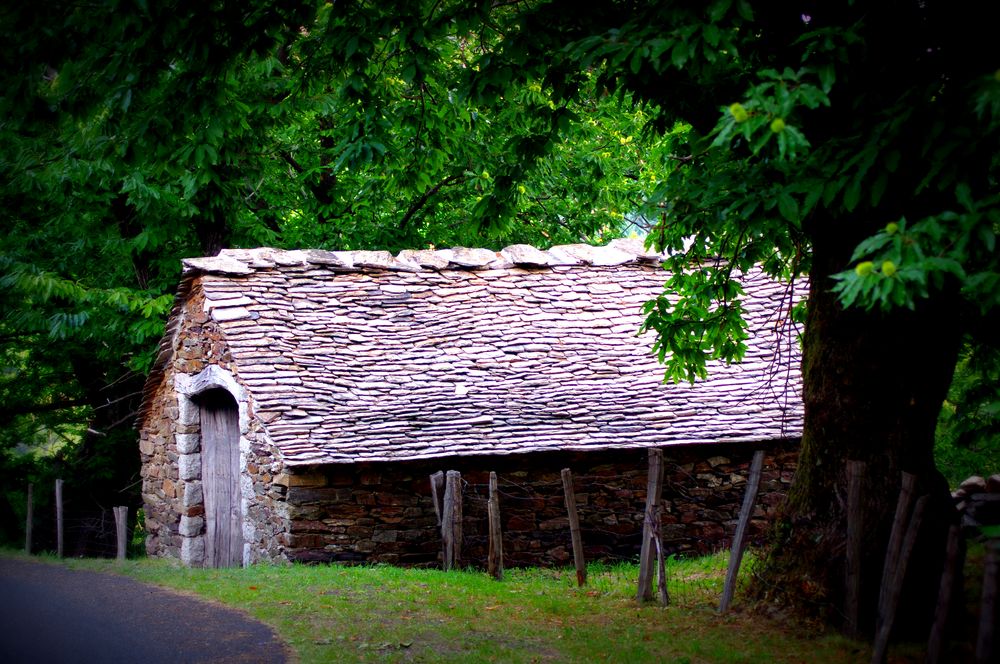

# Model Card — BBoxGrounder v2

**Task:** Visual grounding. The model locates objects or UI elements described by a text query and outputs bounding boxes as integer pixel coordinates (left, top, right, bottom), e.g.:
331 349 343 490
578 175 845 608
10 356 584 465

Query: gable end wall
139 281 289 565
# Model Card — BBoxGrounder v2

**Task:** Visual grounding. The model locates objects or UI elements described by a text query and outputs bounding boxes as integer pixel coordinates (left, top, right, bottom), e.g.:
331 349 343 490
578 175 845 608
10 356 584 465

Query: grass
2 548 883 663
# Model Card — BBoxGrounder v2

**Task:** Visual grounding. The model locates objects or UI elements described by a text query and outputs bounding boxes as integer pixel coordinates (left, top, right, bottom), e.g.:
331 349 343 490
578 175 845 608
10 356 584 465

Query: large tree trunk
755 219 964 638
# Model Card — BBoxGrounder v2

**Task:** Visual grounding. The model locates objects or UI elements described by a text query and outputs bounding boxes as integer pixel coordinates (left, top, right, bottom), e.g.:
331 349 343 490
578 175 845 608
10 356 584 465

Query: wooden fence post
719 449 765 613
24 483 33 555
114 506 128 561
976 538 998 664
430 471 445 526
487 471 503 581
844 459 866 637
55 478 64 558
430 471 446 565
877 472 918 619
872 493 927 664
561 468 586 587
654 533 670 606
637 448 664 602
927 524 963 664
441 470 462 571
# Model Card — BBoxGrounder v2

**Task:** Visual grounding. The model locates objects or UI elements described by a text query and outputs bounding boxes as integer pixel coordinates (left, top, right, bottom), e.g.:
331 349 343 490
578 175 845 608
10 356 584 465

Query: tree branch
399 173 467 229
0 399 89 421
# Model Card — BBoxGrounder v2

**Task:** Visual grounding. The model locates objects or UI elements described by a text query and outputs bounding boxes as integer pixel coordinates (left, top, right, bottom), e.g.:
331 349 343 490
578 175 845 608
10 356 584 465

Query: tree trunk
754 218 963 638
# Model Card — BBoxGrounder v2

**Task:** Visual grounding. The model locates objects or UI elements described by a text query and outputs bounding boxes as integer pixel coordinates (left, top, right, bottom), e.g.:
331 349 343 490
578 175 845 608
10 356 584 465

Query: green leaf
630 50 643 75
777 192 799 222
883 150 901 173
849 232 893 261
823 177 845 207
670 41 688 69
956 182 974 210
703 24 721 48
978 224 996 253
802 182 823 215
736 0 754 20
817 64 835 93
870 172 888 207
925 257 967 279
708 0 732 22
843 179 861 212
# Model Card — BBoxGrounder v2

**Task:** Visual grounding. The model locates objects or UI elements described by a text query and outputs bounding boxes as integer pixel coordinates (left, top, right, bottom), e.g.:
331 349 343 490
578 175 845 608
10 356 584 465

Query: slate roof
144 239 804 466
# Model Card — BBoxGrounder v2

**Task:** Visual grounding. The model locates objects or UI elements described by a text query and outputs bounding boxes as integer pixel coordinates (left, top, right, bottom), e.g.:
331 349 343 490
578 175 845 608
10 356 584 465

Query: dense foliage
2 0 997 634
935 342 1000 485
0 1 675 547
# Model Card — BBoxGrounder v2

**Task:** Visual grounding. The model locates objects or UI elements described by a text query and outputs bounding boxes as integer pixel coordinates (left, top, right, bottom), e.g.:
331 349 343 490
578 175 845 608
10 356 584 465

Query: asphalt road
0 557 287 663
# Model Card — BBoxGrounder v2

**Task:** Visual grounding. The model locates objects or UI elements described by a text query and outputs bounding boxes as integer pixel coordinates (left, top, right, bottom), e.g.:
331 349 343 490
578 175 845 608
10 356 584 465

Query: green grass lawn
6 550 910 663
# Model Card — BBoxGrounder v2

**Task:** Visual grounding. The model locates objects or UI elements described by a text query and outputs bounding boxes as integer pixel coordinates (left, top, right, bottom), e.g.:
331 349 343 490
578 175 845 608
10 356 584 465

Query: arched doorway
195 388 244 567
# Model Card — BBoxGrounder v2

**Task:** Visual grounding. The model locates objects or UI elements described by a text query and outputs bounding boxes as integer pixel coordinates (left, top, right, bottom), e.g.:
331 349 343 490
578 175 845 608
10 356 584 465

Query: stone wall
954 474 1000 534
140 280 288 566
278 442 798 567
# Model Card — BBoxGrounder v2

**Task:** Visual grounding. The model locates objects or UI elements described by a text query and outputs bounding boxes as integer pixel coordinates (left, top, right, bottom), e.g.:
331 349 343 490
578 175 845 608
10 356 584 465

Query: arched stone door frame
175 366 251 567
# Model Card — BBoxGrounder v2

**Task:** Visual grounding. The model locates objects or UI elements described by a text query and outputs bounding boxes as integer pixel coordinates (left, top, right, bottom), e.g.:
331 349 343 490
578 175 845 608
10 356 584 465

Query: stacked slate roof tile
146 239 804 466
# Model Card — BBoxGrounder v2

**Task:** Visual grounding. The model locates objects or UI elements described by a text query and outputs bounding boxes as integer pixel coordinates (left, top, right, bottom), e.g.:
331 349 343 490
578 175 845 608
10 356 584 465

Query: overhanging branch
399 173 467 229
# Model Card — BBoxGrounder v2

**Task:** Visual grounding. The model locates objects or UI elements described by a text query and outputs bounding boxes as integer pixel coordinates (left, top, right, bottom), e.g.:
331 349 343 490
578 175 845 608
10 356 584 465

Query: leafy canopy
2 0 998 485
0 0 680 483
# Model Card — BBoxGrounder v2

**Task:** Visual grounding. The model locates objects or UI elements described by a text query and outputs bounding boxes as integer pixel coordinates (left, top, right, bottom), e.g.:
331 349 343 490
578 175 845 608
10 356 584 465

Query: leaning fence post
25 483 33 555
877 472 918 620
487 471 503 580
430 471 446 564
114 506 128 561
637 448 664 602
430 471 445 526
654 531 670 606
55 478 64 558
927 523 963 664
561 468 587 587
719 449 765 613
871 493 927 664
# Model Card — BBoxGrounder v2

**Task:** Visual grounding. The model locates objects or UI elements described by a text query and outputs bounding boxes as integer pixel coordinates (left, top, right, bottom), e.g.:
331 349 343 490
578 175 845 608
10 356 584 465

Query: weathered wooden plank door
198 389 243 567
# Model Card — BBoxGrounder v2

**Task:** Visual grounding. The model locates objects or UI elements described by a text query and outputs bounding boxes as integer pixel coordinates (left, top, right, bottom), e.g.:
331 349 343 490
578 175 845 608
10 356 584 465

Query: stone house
137 240 803 568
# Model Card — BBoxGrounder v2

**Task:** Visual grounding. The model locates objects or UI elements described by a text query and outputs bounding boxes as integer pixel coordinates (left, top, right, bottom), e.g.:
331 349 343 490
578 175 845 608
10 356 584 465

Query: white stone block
177 396 199 426
178 453 201 481
183 481 203 507
175 433 199 454
180 535 205 567
179 515 204 537
212 306 251 322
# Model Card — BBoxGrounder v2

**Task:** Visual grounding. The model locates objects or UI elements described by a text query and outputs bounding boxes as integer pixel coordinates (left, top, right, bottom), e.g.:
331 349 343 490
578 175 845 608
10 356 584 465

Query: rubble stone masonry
277 443 797 567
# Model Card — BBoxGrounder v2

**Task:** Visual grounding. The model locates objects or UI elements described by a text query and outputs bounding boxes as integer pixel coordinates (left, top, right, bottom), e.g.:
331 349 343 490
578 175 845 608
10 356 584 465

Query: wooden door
198 389 243 567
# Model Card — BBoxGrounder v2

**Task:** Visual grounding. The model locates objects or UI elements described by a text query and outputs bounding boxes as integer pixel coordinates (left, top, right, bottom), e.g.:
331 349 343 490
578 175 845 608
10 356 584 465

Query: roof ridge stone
181 240 667 276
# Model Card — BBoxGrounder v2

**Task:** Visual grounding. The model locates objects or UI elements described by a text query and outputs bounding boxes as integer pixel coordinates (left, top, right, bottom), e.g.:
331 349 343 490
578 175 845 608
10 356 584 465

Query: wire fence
11 455 763 609
15 482 142 559
431 460 757 602
446 450 779 609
